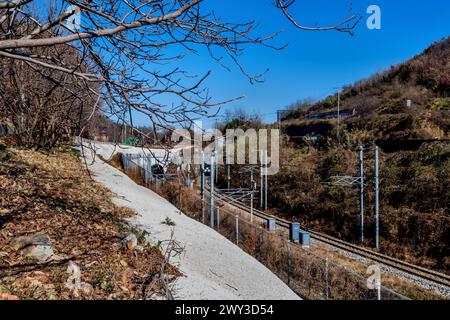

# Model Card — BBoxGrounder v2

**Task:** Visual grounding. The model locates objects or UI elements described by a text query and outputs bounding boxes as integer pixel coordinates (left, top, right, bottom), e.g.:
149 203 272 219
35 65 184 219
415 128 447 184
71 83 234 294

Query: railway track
214 190 450 289
112 152 450 292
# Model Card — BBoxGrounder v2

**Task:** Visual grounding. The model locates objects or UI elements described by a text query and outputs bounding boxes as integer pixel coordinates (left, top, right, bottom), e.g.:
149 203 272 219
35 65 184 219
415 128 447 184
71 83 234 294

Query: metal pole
210 152 215 229
376 281 381 301
216 207 220 232
259 227 264 259
201 151 205 201
375 145 380 249
201 151 205 224
337 91 340 143
250 170 254 222
260 150 263 210
265 150 268 211
359 146 364 243
215 151 219 184
202 201 205 225
235 215 239 245
287 241 291 286
227 164 231 191
325 258 329 299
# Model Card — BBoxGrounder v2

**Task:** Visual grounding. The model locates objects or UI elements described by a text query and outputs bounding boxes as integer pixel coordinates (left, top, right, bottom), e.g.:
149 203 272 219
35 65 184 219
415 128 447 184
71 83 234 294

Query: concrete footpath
81 144 300 300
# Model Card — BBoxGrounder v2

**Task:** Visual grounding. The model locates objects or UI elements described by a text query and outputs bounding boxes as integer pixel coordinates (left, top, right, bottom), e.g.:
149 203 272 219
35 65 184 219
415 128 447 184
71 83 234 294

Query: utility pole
337 90 340 140
374 145 380 249
323 146 367 246
210 152 215 229
215 150 219 184
260 150 263 210
334 87 341 144
200 151 205 201
200 151 205 224
265 150 268 211
227 164 231 191
359 146 364 244
250 168 254 222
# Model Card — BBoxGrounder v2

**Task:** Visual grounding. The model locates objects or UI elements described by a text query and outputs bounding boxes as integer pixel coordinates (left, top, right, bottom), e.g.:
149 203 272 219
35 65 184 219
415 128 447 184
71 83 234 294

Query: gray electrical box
290 222 300 242
267 218 276 232
299 230 311 247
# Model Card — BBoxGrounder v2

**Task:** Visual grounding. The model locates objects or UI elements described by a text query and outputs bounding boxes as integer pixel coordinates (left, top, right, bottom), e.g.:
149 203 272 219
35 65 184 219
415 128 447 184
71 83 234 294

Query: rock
11 234 53 263
121 233 138 251
11 234 51 250
135 245 144 252
23 245 54 263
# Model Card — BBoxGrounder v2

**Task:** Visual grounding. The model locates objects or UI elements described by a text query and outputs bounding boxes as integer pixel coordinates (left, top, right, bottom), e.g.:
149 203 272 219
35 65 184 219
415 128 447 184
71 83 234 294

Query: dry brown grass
0 141 180 300
116 153 447 300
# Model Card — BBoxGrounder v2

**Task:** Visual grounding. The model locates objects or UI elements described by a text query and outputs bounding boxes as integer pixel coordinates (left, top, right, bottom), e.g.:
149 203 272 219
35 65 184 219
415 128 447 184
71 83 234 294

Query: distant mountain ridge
283 37 450 141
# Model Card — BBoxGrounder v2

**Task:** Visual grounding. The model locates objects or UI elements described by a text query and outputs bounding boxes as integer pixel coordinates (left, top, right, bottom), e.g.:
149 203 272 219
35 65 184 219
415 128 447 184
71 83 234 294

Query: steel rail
214 189 450 288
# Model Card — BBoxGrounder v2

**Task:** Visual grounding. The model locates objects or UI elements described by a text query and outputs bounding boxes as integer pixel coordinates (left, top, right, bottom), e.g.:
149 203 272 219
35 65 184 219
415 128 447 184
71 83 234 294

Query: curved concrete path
81 144 299 300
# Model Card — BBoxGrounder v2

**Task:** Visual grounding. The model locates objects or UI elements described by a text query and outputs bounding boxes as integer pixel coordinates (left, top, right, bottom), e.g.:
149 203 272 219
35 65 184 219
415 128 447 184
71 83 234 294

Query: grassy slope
0 138 179 299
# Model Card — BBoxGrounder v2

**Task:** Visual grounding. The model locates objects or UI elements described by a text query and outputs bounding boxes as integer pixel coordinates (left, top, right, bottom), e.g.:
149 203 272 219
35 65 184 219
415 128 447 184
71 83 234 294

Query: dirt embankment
0 140 179 300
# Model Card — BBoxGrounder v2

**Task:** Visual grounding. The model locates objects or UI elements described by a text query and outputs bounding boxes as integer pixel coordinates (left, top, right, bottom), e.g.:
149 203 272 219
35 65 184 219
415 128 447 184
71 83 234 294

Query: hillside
283 37 449 143
255 38 450 273
0 138 180 299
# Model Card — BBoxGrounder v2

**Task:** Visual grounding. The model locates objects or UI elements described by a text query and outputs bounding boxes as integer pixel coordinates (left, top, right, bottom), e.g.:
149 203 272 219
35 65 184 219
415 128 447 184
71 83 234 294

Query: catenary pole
250 169 254 222
374 145 380 249
359 146 364 243
227 164 231 190
265 150 268 211
260 149 263 210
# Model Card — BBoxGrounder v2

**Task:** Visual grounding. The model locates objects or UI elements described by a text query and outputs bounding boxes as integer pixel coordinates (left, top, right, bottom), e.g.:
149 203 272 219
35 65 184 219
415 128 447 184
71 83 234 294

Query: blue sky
132 0 450 127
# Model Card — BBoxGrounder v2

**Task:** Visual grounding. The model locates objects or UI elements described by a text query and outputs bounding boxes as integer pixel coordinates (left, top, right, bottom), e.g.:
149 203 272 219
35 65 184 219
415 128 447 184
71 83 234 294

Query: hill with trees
240 37 449 273
283 37 449 143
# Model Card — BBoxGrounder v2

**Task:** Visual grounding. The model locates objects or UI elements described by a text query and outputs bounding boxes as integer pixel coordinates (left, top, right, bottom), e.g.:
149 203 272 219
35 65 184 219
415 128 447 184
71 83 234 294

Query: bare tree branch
275 0 362 35
0 0 361 149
